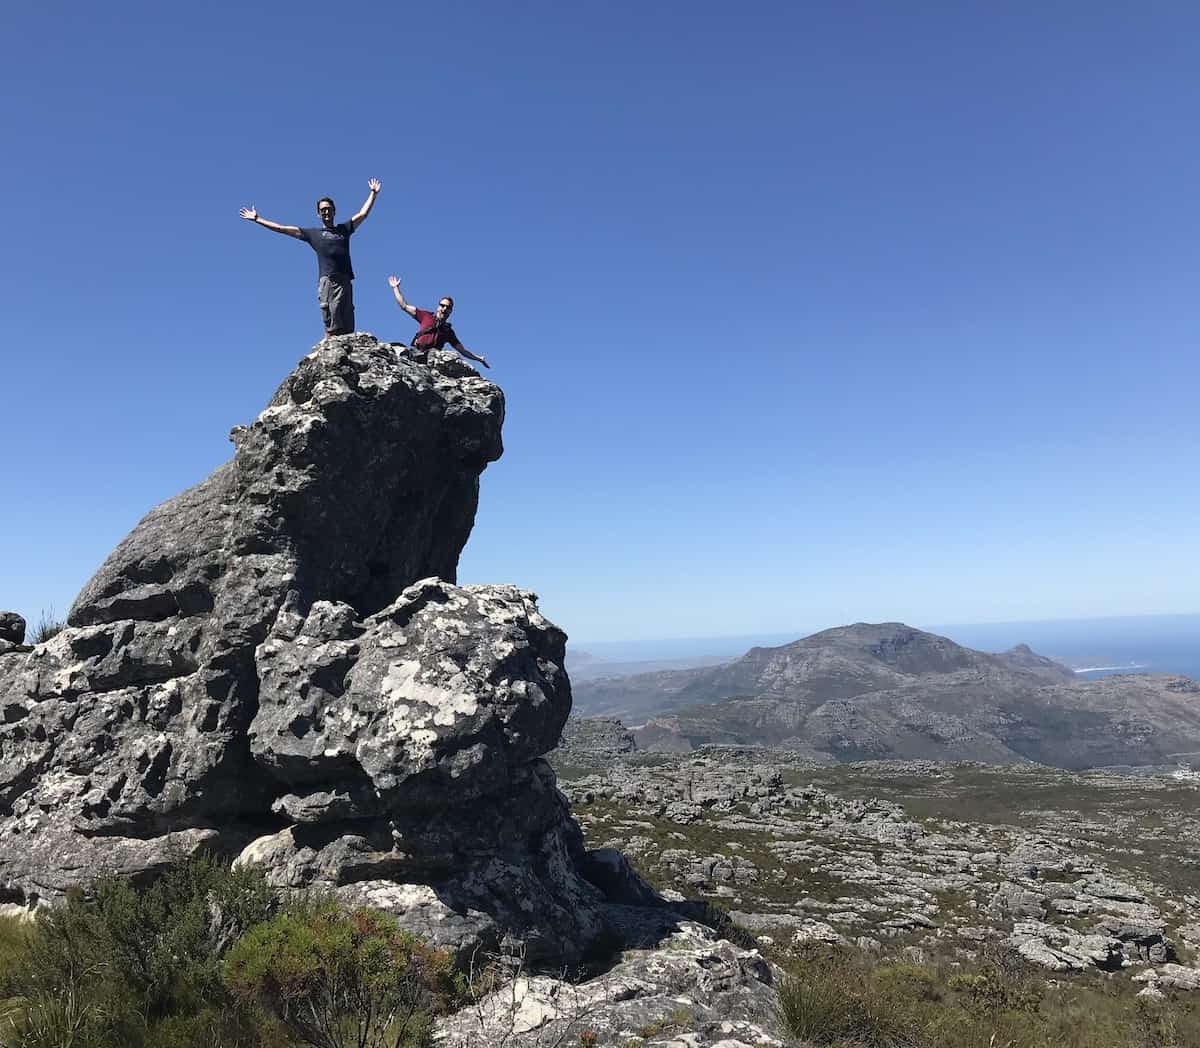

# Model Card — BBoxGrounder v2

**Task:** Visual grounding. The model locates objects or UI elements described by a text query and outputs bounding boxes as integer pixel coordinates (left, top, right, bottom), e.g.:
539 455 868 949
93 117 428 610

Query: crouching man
387 275 490 368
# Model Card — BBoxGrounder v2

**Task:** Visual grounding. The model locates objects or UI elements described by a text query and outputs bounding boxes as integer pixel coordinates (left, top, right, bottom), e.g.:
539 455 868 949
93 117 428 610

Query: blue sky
2 1 1198 644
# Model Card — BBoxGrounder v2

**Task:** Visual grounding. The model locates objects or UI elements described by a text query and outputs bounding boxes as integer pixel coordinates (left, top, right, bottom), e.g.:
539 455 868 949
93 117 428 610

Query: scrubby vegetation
777 944 1200 1048
224 898 459 1048
0 856 461 1048
28 609 64 645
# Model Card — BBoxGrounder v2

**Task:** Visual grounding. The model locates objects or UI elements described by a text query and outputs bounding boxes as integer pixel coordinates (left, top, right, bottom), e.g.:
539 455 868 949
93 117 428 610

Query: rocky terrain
549 743 1200 997
573 623 1200 769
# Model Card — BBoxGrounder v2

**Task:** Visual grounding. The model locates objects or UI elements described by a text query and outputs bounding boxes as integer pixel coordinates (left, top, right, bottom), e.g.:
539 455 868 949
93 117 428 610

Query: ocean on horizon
574 614 1200 683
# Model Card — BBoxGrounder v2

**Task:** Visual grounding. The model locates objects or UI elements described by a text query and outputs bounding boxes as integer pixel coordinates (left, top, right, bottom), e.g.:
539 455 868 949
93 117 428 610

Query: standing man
240 179 382 336
387 275 490 368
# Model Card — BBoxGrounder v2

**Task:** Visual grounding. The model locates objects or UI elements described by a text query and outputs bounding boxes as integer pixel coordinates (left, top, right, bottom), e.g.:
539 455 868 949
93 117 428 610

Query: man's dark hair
441 296 455 309
317 197 336 211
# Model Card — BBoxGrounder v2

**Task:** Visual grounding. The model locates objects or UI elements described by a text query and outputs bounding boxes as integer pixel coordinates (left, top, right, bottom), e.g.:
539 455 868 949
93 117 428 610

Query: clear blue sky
3 1 1198 644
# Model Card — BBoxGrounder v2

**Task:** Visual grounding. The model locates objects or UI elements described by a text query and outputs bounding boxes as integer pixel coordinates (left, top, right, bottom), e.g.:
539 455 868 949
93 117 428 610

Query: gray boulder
237 576 613 962
0 338 501 859
252 579 570 813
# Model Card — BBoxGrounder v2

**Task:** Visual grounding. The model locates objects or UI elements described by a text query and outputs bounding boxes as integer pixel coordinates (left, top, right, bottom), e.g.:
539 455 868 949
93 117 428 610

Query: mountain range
570 622 1200 769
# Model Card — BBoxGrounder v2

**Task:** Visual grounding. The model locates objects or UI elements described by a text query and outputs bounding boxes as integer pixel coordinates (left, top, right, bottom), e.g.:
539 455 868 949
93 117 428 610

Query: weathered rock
990 881 1047 918
234 576 618 962
0 338 503 870
579 847 663 907
0 338 633 964
251 579 570 811
237 757 608 964
435 918 784 1047
555 716 638 761
0 614 24 645
1134 964 1200 991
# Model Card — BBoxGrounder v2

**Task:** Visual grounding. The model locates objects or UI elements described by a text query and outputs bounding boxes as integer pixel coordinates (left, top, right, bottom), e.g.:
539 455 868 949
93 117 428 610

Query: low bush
1 855 281 1048
223 899 460 1048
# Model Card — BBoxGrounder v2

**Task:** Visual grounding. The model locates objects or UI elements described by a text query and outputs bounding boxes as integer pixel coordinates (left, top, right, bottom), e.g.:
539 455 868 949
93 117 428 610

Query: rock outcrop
0 614 24 646
436 916 784 1047
556 715 638 763
0 335 631 964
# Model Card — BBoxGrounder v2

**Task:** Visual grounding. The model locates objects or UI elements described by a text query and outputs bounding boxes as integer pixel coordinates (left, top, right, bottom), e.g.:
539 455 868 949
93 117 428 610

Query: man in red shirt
387 275 490 369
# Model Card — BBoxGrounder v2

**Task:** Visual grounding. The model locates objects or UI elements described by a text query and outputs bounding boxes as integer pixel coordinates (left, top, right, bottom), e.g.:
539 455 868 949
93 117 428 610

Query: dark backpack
413 317 452 351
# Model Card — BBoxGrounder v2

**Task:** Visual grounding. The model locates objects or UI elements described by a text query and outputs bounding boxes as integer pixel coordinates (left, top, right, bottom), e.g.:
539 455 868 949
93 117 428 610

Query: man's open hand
239 207 258 221
368 178 382 194
387 274 400 289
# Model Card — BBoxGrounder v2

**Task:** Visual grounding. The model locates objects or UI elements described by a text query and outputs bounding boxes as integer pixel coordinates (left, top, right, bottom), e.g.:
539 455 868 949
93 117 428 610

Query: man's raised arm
387 275 418 318
352 178 382 229
239 207 303 238
449 339 490 369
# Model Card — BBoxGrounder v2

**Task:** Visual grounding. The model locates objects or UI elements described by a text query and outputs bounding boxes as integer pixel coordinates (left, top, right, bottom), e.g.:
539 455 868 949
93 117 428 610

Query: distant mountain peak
759 622 978 677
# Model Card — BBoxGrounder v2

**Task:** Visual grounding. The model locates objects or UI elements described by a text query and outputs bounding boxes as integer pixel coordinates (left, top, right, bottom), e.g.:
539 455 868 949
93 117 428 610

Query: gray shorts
318 275 355 335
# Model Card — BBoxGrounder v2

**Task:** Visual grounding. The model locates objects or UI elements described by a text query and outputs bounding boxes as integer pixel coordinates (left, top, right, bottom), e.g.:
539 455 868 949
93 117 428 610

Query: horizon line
571 609 1200 650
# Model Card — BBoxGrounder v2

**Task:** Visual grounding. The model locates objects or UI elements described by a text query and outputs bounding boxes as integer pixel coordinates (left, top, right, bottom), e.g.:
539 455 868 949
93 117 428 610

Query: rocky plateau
551 724 1200 999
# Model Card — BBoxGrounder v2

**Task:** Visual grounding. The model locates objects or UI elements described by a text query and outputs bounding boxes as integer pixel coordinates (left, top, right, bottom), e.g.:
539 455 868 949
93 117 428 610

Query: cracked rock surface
435 917 784 1048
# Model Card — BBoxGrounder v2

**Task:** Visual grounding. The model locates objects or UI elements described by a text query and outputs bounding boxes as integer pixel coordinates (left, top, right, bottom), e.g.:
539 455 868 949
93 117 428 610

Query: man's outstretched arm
239 207 303 238
450 339 490 369
352 178 382 229
387 275 419 318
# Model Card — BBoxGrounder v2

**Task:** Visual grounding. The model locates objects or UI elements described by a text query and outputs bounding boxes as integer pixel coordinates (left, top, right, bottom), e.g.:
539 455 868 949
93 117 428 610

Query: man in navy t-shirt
240 179 382 335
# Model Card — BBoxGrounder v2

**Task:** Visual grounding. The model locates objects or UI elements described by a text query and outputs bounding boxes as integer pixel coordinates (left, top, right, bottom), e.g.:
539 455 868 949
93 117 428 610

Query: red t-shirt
412 309 458 350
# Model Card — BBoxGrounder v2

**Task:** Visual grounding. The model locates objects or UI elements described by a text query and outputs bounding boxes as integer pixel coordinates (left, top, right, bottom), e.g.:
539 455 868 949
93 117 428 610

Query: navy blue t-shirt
299 222 355 279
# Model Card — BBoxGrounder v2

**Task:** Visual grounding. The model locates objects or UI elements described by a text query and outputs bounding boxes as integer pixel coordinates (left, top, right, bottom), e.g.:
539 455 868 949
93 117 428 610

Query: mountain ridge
571 622 1200 769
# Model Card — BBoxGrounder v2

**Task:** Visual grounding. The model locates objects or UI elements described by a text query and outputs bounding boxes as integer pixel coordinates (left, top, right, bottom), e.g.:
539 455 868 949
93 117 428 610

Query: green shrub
141 1005 288 1048
223 900 458 1048
870 963 940 1004
1 856 279 1048
87 853 275 1018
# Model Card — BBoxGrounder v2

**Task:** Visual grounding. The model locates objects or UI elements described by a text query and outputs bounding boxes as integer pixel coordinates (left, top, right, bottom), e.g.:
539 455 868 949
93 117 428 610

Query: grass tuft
29 608 64 645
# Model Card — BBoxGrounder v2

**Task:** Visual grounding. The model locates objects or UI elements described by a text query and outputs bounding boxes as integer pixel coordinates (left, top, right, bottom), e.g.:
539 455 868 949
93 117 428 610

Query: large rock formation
0 335 619 963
